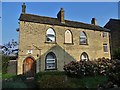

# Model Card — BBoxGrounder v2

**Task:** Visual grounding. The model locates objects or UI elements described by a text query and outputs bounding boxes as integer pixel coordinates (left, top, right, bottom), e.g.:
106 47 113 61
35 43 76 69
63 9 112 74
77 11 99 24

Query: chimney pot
57 8 65 24
22 3 26 14
91 18 98 25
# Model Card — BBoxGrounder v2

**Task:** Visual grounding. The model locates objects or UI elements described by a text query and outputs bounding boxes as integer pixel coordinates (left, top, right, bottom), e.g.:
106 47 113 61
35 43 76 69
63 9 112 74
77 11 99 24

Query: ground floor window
103 44 108 53
80 52 89 61
45 52 57 70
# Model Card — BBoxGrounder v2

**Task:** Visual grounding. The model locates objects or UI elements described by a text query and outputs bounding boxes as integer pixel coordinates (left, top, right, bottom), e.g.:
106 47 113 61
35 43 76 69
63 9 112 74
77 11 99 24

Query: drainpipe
32 44 41 73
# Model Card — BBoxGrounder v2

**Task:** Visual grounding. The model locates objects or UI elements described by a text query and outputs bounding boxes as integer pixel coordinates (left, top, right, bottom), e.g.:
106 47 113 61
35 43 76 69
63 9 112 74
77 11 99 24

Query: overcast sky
2 2 118 45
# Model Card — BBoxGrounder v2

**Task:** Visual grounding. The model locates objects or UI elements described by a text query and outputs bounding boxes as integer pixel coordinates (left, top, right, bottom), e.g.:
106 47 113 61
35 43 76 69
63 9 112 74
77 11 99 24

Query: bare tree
1 39 18 56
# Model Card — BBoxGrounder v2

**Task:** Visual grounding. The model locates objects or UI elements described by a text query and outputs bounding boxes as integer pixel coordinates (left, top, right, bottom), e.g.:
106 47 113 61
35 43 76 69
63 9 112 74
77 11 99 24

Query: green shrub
108 72 120 87
2 81 27 88
63 58 119 77
37 75 68 88
35 71 109 88
2 74 16 79
35 71 65 80
2 74 27 88
63 60 99 77
2 55 10 74
70 75 108 88
35 71 76 88
113 48 120 60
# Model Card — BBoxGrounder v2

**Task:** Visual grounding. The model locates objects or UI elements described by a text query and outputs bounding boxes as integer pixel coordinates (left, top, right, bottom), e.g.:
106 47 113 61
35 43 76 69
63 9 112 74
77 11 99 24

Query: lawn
2 74 16 79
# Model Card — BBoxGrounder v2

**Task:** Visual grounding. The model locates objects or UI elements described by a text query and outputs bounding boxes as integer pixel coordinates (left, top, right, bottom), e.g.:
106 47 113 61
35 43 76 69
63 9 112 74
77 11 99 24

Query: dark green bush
12 74 26 81
35 71 75 88
37 75 69 88
108 72 120 87
2 81 27 88
64 60 98 77
2 55 10 74
35 72 108 88
63 58 120 77
35 71 65 80
2 74 27 88
113 48 120 60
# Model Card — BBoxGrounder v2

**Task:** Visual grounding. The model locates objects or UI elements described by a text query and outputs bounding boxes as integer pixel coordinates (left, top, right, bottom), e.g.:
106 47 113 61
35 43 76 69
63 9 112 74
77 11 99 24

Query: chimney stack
91 18 97 25
22 3 26 14
57 8 65 24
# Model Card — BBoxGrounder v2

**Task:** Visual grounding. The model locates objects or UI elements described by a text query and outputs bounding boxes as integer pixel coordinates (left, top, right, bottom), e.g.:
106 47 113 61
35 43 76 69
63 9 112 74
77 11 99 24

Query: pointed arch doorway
23 57 36 77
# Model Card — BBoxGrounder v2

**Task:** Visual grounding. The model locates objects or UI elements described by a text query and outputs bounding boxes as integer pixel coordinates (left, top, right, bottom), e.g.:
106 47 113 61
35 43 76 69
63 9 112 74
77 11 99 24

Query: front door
23 57 36 77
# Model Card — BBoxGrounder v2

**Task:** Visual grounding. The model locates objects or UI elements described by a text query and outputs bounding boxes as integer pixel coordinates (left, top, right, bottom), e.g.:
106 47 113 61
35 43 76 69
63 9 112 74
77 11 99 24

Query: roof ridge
19 13 110 32
22 13 100 27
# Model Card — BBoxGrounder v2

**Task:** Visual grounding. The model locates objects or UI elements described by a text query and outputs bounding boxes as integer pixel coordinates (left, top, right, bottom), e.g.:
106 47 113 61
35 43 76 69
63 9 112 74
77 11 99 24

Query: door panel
23 57 35 77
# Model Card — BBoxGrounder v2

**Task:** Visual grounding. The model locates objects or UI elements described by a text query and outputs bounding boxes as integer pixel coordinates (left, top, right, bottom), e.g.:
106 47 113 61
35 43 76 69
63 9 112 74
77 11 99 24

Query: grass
2 74 16 79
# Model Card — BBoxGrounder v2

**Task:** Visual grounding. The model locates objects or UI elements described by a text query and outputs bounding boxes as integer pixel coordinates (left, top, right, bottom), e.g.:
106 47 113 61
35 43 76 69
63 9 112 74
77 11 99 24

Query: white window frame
103 44 108 53
65 30 73 44
80 32 87 44
46 28 55 43
80 52 89 61
103 32 107 38
46 53 56 70
27 50 33 54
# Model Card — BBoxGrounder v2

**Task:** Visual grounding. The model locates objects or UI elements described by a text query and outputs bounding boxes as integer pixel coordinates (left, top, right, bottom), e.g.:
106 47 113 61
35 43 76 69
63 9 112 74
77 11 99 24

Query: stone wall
17 21 111 74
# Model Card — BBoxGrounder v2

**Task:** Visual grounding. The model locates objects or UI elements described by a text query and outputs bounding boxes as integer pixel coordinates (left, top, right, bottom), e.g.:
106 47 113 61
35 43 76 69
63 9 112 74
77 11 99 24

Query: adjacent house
17 3 111 76
104 19 120 58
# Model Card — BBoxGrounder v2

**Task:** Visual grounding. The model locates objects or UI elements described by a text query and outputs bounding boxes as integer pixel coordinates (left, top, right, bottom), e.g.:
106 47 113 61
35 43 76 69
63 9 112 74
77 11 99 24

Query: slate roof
104 19 120 30
19 13 110 32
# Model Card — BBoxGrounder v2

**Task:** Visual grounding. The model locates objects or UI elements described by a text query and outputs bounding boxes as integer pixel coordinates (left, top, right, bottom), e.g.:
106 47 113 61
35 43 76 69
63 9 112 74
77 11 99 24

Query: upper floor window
80 31 87 45
27 50 33 54
103 44 108 53
46 28 55 42
65 30 72 44
80 52 89 61
103 32 107 38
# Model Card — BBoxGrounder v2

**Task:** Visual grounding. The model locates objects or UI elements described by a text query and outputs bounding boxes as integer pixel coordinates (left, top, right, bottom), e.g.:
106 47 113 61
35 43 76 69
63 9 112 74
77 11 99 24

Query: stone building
17 3 111 76
104 19 120 58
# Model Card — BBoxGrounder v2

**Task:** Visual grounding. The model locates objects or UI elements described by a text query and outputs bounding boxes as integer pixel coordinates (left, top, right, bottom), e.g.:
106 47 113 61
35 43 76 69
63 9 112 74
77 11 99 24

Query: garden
2 57 120 89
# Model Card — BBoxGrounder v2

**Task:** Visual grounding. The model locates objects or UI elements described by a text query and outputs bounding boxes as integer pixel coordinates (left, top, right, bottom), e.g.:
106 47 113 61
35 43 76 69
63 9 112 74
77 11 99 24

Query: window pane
103 44 108 52
46 28 55 42
80 38 87 44
65 30 72 43
103 32 107 37
47 63 55 69
46 53 56 70
81 52 89 61
80 32 87 44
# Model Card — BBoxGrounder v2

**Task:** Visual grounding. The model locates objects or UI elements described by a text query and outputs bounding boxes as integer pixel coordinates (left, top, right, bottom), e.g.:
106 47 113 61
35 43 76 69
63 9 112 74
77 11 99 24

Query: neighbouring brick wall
104 19 120 58
7 60 17 75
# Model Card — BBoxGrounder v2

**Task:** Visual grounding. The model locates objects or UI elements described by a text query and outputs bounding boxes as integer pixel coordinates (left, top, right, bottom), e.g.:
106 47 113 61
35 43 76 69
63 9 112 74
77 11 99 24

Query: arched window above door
45 52 57 70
